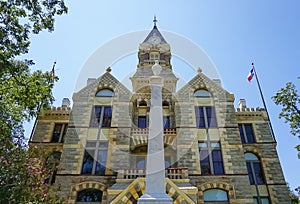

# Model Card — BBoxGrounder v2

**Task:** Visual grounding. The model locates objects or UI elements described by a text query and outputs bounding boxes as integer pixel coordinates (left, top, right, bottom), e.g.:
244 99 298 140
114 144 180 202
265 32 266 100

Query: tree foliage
272 80 300 158
0 0 67 63
0 0 67 139
0 0 67 202
0 138 66 203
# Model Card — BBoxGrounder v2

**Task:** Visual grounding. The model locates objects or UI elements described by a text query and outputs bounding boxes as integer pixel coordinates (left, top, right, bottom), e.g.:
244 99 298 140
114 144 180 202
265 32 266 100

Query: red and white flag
247 68 254 82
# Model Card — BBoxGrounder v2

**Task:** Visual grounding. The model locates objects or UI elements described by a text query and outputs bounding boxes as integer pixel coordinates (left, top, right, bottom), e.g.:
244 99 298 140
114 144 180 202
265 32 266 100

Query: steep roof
142 17 167 44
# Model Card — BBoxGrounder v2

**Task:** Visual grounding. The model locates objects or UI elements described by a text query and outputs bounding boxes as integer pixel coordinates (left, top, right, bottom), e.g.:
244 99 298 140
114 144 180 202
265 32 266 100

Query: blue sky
25 0 299 191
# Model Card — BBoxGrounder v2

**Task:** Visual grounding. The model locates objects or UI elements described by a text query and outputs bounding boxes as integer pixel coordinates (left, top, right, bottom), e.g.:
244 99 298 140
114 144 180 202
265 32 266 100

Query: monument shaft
138 70 172 203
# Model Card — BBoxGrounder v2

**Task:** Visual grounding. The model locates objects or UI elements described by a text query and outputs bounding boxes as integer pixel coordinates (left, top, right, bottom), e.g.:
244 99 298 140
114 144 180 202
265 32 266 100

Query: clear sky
24 0 299 191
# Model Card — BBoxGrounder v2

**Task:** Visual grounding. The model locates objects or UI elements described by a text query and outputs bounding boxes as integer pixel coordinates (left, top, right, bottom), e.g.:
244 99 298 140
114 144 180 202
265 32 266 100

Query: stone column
138 61 172 204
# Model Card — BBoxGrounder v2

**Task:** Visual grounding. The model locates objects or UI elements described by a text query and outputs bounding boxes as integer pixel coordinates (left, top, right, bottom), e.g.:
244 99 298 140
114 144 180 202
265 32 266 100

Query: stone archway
69 181 107 204
198 181 235 203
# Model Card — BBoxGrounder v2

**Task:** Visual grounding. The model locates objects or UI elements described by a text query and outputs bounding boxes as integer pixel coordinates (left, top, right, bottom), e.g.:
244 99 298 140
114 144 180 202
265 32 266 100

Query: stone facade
30 22 290 204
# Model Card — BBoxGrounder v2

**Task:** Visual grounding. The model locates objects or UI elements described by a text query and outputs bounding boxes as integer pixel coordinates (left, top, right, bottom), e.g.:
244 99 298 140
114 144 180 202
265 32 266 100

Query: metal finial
153 15 157 27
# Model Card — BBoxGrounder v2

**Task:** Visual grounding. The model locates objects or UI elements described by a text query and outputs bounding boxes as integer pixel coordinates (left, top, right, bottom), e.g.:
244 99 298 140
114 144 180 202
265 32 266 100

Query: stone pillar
138 61 172 203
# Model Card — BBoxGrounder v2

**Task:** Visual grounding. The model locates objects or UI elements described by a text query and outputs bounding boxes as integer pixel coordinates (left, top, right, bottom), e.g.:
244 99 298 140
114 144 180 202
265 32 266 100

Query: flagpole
251 63 276 142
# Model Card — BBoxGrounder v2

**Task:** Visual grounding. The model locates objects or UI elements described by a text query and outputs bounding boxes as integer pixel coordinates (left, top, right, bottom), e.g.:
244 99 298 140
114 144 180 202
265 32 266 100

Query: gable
74 71 131 99
176 71 232 102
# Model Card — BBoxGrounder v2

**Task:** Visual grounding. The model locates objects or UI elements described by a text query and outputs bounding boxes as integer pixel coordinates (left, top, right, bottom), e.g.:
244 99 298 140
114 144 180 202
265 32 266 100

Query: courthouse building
30 20 290 204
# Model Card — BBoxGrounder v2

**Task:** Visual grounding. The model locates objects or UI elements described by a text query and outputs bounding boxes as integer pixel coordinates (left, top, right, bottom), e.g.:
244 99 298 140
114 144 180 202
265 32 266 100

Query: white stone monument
138 61 173 203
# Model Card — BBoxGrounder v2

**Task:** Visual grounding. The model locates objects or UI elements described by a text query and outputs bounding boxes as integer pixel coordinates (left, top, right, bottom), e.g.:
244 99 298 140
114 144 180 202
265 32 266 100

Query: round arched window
76 189 103 203
203 189 229 203
194 89 212 97
244 153 265 185
95 89 114 97
139 100 147 106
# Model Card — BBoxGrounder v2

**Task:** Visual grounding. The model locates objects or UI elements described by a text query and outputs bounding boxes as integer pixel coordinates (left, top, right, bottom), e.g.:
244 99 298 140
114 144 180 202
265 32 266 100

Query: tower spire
153 15 157 28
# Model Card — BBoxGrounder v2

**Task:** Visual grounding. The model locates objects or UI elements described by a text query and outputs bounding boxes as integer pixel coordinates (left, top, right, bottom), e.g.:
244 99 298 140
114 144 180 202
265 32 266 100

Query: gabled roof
142 17 167 44
176 70 228 98
75 71 131 97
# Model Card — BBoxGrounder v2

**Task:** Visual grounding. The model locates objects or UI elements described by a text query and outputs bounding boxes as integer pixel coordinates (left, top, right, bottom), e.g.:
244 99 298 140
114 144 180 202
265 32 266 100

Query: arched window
139 100 147 106
76 189 103 203
194 89 212 97
203 189 229 203
95 89 114 97
245 153 265 185
162 101 169 106
45 152 61 184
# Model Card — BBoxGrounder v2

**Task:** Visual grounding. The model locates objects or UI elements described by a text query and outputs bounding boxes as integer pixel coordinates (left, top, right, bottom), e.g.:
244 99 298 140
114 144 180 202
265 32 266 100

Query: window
51 123 68 143
163 116 170 128
138 116 147 128
162 101 169 106
81 141 108 175
239 124 255 143
254 197 270 204
245 153 265 185
165 156 171 168
143 53 149 60
90 106 112 128
136 156 146 168
95 89 114 97
199 142 224 174
195 106 217 128
194 89 212 97
203 189 229 203
150 53 159 60
45 152 61 184
139 100 147 106
76 189 103 202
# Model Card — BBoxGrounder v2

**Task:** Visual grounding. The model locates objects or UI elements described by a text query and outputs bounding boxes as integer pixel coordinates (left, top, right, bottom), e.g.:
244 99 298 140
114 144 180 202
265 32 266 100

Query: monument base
138 193 173 204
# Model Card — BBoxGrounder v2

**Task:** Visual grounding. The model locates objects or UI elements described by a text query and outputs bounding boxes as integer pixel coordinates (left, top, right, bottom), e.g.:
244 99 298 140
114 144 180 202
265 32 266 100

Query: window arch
194 89 212 97
95 89 114 97
244 153 265 185
45 151 61 184
162 101 169 106
76 189 103 203
203 189 229 203
139 100 147 106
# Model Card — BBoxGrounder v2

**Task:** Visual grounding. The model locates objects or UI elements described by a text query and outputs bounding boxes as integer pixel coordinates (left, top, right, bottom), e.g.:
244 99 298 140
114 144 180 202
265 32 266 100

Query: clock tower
131 16 178 93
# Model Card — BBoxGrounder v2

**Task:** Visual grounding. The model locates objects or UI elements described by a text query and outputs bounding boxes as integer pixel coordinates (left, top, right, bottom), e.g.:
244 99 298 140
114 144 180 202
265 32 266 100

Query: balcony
130 128 176 150
117 167 188 180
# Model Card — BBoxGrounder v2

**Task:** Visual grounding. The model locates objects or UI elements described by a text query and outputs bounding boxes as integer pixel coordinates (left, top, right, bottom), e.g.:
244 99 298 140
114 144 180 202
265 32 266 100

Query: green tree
0 0 67 140
0 138 66 203
272 80 300 158
289 185 300 204
0 0 67 202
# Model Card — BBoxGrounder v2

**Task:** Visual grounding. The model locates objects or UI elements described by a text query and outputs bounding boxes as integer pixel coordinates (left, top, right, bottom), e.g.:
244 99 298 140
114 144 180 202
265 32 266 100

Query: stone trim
198 181 235 202
69 181 107 204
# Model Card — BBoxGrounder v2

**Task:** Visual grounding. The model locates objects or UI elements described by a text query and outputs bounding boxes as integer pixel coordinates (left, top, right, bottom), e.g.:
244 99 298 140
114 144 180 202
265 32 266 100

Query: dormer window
95 89 114 97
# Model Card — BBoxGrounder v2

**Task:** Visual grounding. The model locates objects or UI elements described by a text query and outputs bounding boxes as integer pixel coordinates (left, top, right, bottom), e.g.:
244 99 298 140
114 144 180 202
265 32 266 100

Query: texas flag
247 68 255 82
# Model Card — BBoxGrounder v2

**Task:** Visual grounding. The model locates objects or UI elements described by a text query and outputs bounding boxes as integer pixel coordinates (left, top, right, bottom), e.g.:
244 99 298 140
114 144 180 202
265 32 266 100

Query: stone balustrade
131 128 177 135
117 168 188 180
130 128 176 150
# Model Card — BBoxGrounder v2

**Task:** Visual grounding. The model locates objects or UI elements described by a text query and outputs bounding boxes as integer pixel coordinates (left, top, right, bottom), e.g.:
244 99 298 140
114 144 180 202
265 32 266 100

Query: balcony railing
131 128 176 135
130 128 176 150
117 168 188 180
